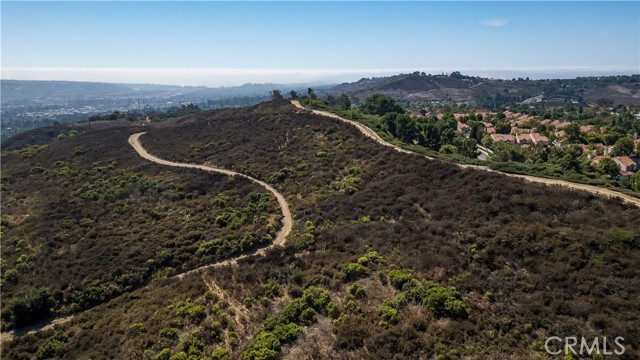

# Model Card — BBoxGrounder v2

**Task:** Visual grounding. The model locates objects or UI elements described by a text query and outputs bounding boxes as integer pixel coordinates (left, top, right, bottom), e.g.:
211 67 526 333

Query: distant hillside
0 80 327 102
325 72 640 107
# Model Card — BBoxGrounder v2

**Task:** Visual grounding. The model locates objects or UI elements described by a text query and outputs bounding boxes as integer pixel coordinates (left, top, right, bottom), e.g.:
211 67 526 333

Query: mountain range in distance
2 72 639 141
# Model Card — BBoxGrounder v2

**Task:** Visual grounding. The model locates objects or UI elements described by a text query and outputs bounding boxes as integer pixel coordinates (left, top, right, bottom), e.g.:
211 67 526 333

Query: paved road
291 100 640 207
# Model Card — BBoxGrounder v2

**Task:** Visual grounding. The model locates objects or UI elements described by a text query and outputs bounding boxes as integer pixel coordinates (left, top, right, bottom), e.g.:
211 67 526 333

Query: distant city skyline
2 1 639 87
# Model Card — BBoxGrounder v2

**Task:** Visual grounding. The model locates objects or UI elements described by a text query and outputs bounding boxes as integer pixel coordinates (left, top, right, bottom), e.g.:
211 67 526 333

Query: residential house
457 121 471 138
551 120 571 128
484 122 495 134
616 171 635 180
529 133 549 146
613 156 638 172
491 134 515 143
515 133 530 145
590 156 610 166
580 125 594 134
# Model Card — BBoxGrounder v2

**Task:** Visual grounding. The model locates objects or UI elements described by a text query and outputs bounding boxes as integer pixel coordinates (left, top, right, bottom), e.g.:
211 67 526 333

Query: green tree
307 88 317 100
612 137 635 156
454 137 478 158
564 123 581 143
361 94 404 116
597 157 620 178
339 94 351 110
491 142 526 162
419 122 441 150
5 287 52 327
495 121 511 134
603 126 626 145
631 171 640 192
289 90 298 100
383 113 398 137
271 90 283 100
396 114 417 142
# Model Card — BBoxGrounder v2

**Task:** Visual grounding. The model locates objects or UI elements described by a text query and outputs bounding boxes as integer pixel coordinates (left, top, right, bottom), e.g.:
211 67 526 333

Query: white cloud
480 18 508 27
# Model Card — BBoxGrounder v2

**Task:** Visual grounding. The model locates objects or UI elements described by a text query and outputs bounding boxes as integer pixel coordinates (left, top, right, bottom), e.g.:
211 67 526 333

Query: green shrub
364 250 383 264
5 287 52 328
210 348 230 360
260 279 283 299
289 268 304 284
155 348 171 360
2 268 19 285
603 229 636 247
388 270 414 290
348 283 367 299
36 331 69 359
343 262 366 281
423 285 468 319
377 304 399 324
302 286 331 311
169 352 188 360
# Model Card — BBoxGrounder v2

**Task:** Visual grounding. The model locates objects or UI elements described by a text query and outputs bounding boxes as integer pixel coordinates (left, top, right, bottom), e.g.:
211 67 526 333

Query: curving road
291 100 640 207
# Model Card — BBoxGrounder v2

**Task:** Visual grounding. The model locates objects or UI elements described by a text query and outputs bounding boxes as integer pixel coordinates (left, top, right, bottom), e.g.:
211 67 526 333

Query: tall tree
271 90 283 100
598 158 621 178
361 94 404 115
612 137 635 156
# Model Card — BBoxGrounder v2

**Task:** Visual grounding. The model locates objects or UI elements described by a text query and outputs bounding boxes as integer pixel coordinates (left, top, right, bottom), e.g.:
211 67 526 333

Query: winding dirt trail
291 100 640 207
129 132 293 277
0 133 294 344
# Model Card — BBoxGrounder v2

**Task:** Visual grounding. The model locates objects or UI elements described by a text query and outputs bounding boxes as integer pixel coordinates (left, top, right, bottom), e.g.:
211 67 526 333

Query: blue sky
2 1 639 86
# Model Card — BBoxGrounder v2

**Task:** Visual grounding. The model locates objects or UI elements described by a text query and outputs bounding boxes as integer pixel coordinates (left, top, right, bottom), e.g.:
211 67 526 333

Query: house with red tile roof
515 133 530 145
457 121 471 137
580 125 594 133
551 120 571 128
617 171 634 180
491 134 515 143
591 156 610 165
613 156 638 172
529 133 549 145
484 122 495 134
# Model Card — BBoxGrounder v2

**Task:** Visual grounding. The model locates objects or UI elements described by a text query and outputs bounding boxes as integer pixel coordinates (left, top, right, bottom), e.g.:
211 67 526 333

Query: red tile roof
491 134 515 142
529 133 549 144
615 156 637 167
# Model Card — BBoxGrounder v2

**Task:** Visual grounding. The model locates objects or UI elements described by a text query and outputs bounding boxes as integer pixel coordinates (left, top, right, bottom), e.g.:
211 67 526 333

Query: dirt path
291 100 640 207
0 133 294 344
0 315 74 343
129 132 293 277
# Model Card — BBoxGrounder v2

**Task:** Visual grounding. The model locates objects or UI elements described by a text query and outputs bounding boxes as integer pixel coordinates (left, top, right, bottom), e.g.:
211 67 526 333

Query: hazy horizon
2 67 639 88
2 1 638 88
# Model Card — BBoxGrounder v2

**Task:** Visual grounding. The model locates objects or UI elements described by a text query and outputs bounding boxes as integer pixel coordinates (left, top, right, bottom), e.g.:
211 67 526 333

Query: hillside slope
2 100 639 359
327 72 640 106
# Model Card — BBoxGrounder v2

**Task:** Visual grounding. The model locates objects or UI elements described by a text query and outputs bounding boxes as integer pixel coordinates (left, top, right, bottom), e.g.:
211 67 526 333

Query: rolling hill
2 99 639 359
325 72 640 107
